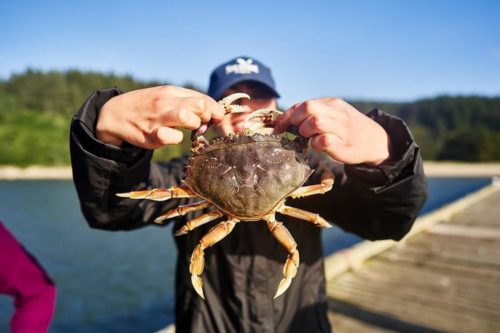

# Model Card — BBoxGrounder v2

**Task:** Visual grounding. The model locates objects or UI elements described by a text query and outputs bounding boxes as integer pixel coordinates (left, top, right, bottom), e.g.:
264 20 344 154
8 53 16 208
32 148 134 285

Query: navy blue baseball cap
208 56 280 100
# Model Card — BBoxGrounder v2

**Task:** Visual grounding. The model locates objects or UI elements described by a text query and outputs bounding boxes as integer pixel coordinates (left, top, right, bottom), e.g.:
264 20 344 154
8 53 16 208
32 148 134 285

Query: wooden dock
326 184 500 333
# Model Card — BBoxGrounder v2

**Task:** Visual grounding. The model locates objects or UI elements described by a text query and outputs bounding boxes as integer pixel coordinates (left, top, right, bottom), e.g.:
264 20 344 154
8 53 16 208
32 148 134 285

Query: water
0 177 492 332
0 181 176 332
321 177 492 254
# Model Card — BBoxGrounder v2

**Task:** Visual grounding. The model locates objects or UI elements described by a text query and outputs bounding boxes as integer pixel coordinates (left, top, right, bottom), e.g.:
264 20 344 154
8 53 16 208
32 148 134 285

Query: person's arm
0 223 57 333
70 86 224 230
300 109 427 240
277 99 428 241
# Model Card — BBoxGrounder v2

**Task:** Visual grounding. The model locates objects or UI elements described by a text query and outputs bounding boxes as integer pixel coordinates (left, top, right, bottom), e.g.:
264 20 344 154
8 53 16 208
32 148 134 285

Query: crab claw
191 274 205 300
219 93 250 114
243 108 283 131
116 189 175 201
116 186 196 201
274 249 299 299
190 244 206 299
245 108 282 124
275 277 293 299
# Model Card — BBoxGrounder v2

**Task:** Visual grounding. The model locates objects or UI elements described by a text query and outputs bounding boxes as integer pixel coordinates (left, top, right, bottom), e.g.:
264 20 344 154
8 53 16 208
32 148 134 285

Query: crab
117 93 334 299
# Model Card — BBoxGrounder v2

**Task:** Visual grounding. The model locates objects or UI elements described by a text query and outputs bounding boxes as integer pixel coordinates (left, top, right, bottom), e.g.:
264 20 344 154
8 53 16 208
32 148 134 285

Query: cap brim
210 76 280 101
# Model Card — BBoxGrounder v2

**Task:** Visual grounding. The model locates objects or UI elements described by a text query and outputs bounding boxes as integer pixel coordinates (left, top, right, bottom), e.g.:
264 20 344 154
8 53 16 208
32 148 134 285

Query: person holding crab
70 56 427 333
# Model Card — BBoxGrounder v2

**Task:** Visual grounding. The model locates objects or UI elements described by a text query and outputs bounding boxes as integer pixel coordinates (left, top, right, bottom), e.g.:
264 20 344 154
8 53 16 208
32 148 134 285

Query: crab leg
155 200 211 224
190 217 239 299
278 205 332 228
289 170 335 199
171 210 225 235
116 185 197 201
264 214 300 299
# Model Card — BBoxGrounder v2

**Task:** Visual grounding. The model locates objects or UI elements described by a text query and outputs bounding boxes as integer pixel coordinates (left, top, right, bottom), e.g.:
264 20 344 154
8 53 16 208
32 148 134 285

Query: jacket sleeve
294 109 428 241
0 223 57 332
69 88 186 231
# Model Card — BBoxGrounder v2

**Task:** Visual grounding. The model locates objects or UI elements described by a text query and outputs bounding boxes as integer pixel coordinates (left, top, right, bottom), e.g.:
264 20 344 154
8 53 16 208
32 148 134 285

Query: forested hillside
351 96 500 161
1 69 499 165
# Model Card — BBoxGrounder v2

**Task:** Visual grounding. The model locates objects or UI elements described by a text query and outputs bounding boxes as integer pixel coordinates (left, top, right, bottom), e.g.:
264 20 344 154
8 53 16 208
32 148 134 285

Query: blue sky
1 0 499 107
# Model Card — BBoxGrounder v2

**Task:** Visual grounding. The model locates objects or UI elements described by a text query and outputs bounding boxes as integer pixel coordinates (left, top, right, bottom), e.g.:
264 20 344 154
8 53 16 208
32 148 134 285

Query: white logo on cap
225 58 260 75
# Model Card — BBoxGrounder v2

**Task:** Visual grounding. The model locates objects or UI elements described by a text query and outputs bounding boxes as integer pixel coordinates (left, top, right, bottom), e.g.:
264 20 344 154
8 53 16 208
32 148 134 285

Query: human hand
275 98 391 166
96 86 225 149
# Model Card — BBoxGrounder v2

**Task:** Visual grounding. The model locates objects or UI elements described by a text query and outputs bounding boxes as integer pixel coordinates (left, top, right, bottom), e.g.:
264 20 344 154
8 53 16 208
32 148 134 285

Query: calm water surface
0 177 492 332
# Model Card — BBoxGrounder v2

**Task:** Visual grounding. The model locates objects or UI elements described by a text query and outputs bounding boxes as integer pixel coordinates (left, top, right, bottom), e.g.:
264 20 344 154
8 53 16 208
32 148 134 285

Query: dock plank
327 186 500 333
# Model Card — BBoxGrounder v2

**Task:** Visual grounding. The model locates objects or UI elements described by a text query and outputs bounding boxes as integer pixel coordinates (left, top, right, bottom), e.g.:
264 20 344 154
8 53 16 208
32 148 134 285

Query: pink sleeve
0 222 57 333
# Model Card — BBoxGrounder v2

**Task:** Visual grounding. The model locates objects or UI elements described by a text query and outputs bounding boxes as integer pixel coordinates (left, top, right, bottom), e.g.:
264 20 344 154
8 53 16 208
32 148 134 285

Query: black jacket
70 88 428 333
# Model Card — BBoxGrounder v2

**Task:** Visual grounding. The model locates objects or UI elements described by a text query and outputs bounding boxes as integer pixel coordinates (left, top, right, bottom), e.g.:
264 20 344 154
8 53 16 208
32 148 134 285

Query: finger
152 127 184 146
288 101 314 127
277 100 330 133
157 86 225 121
158 85 207 98
180 96 225 122
166 86 225 121
322 97 351 109
274 102 302 133
179 97 212 123
160 108 202 130
298 114 338 138
310 133 343 155
276 98 350 134
117 124 181 150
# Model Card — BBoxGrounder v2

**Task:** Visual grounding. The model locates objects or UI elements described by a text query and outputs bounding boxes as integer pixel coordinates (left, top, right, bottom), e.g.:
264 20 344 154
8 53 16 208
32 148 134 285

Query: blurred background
1 0 499 163
0 1 499 332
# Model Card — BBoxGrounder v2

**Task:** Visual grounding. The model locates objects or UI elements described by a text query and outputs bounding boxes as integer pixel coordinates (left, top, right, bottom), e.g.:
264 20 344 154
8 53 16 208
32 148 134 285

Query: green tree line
350 96 500 161
0 69 499 165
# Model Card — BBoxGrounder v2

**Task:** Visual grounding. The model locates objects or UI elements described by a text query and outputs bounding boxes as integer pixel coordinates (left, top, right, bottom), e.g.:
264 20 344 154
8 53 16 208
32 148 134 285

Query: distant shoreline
0 162 499 180
0 166 72 180
422 162 500 178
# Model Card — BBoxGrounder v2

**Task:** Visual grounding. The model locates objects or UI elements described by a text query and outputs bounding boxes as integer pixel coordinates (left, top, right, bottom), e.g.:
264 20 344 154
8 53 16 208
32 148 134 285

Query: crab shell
184 133 313 220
